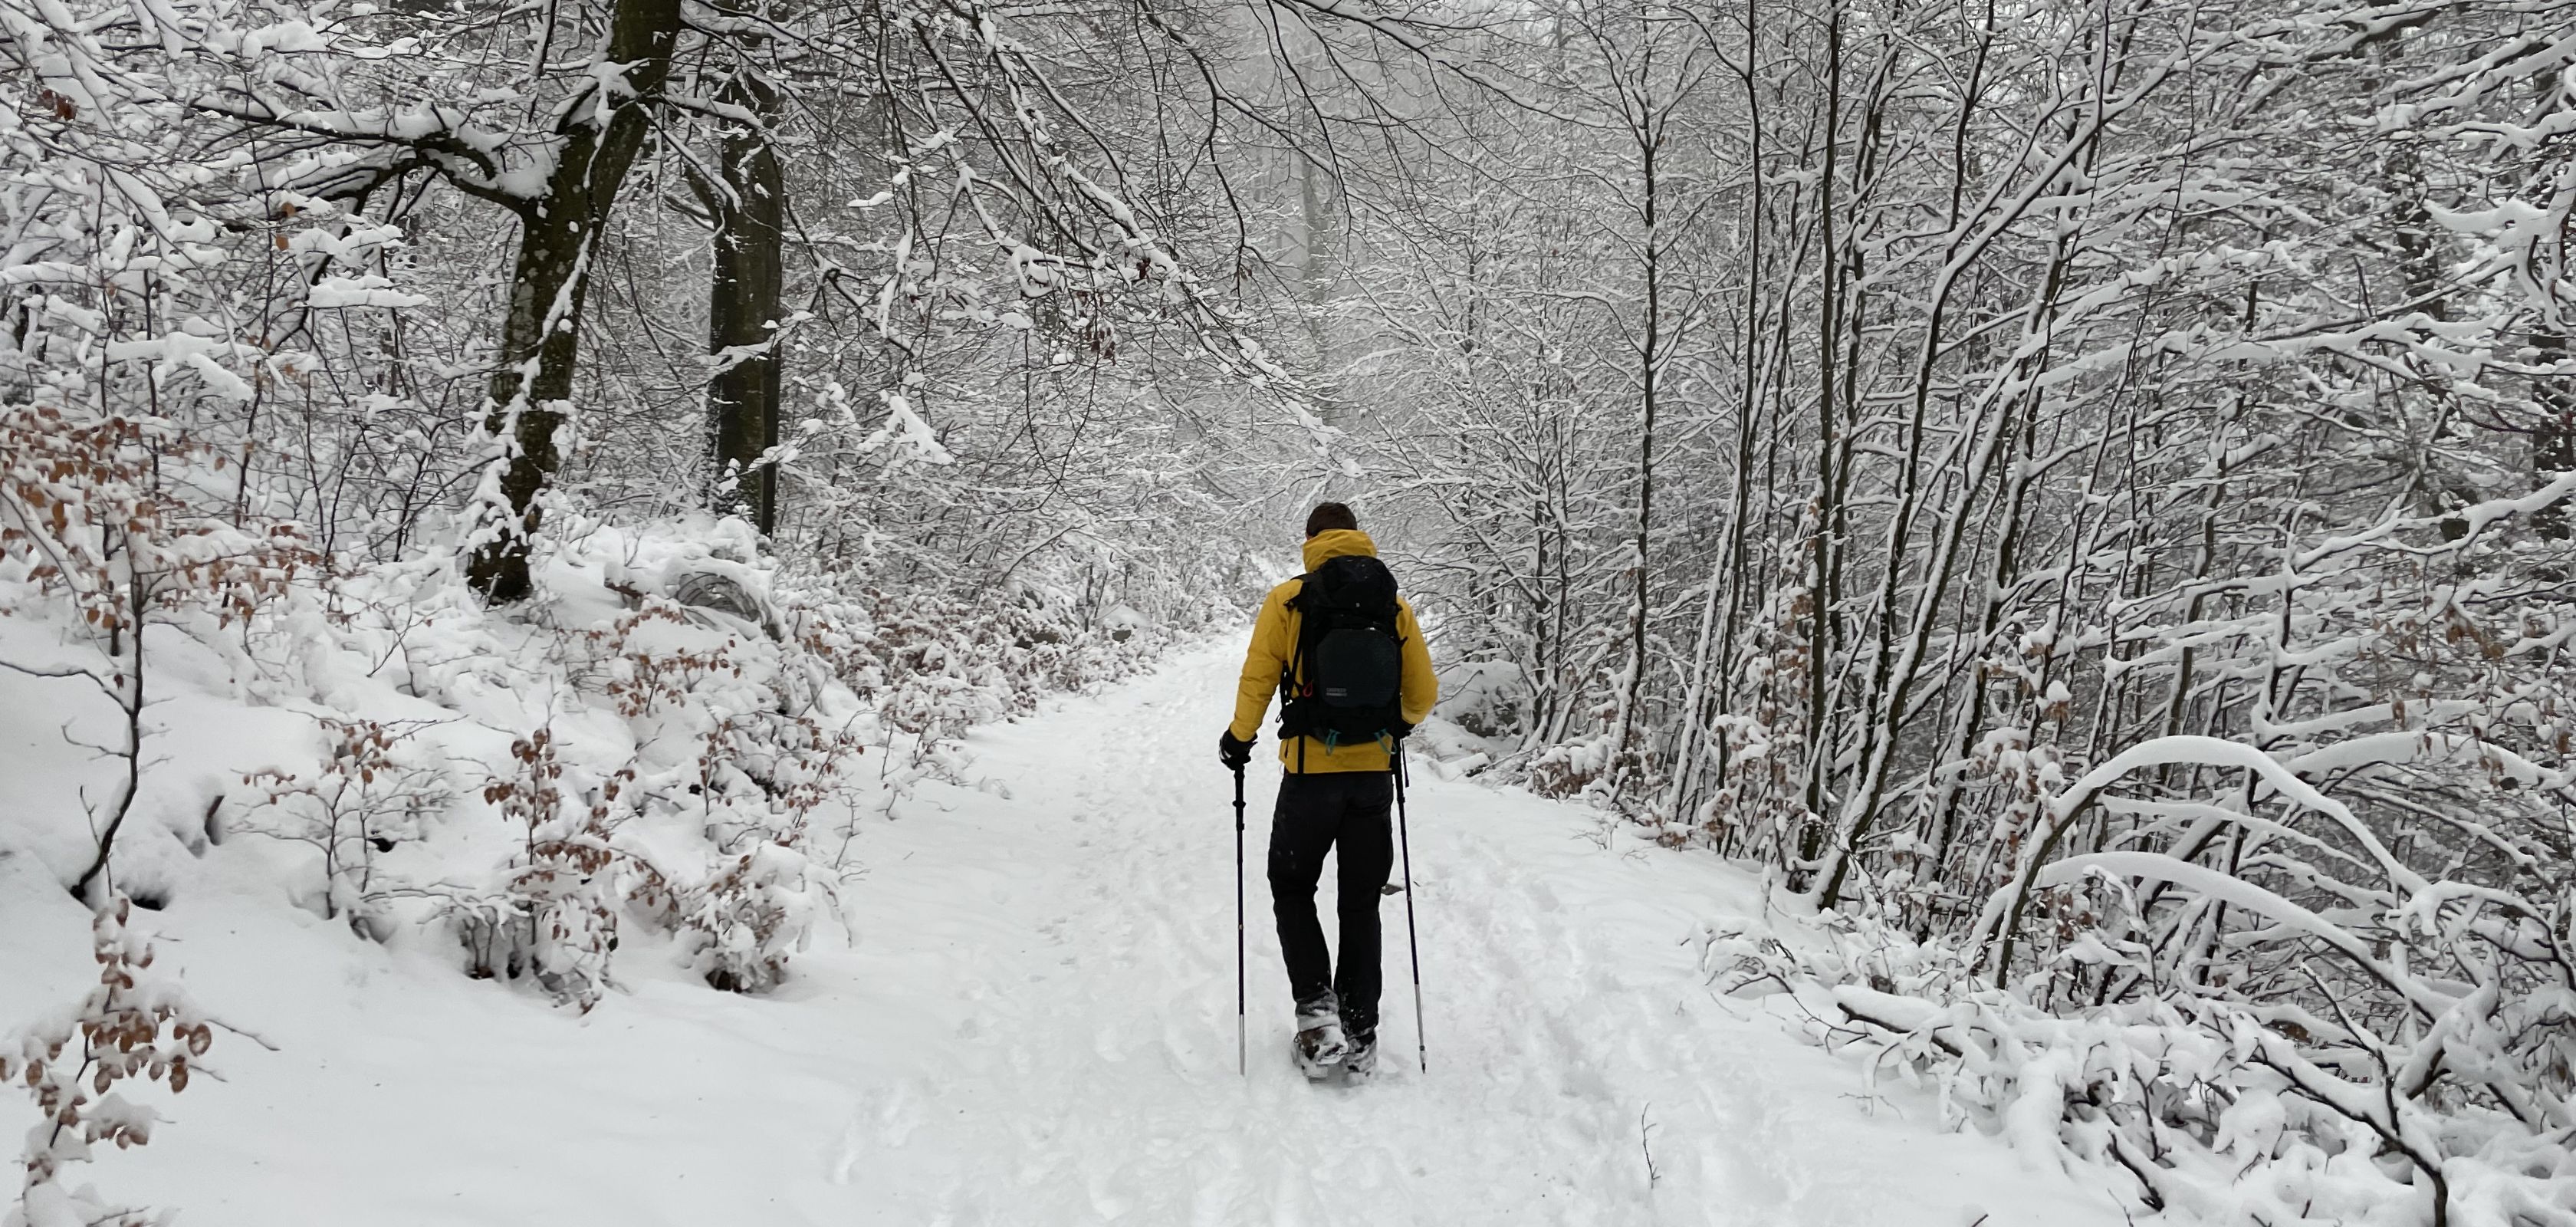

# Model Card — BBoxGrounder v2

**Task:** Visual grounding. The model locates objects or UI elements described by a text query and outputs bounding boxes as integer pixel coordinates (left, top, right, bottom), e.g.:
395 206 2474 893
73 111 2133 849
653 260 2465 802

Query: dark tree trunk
1795 0 1846 887
465 0 685 603
705 68 787 535
2538 331 2574 546
1614 104 1660 803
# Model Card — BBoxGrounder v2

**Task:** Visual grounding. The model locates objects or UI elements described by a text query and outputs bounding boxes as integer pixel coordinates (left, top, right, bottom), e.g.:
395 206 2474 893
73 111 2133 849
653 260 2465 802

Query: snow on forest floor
3 639 2134 1227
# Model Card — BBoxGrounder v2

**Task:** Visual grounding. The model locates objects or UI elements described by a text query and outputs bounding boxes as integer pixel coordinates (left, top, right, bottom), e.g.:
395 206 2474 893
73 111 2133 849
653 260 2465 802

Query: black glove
1218 730 1255 771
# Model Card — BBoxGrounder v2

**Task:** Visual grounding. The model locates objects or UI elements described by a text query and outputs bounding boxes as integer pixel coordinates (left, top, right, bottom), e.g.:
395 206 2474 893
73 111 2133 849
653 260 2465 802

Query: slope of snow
2 640 2130 1226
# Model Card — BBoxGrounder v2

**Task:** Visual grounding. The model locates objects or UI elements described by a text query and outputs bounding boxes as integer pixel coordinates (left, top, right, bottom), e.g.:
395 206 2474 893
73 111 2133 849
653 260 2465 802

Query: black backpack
1278 554 1407 749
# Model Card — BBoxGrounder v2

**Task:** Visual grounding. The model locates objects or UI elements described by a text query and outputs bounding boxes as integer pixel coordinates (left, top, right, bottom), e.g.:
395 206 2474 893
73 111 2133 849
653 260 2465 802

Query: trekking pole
1232 763 1247 1077
1394 745 1427 1073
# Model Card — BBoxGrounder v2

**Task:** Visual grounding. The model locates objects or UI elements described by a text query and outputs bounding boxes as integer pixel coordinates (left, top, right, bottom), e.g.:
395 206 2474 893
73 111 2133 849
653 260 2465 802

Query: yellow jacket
1229 529 1438 773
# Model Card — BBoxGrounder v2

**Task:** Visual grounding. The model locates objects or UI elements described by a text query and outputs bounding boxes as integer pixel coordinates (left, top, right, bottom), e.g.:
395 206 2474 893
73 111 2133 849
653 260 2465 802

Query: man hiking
1219 502 1438 1079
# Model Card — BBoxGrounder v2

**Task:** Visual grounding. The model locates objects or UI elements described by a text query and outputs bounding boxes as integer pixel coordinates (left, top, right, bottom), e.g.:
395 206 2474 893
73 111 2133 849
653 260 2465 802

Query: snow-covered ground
4 640 2131 1226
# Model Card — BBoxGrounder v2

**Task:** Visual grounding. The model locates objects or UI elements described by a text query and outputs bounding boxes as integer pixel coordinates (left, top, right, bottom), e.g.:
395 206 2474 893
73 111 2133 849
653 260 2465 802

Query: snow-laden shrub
1760 928 2576 1227
236 718 453 936
680 841 825 995
1723 734 2576 1226
2 896 216 1227
448 727 629 1012
396 522 1184 1003
798 581 1180 741
1436 660 1526 741
1 400 319 902
1528 729 1615 800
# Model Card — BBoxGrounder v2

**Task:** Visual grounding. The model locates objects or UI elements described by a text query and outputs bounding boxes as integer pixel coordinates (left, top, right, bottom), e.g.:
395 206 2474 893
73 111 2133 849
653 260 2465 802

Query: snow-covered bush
679 842 826 995
376 528 1183 1003
2 896 215 1227
450 727 629 1012
1735 707 2576 1225
236 718 452 936
0 394 317 905
592 594 860 993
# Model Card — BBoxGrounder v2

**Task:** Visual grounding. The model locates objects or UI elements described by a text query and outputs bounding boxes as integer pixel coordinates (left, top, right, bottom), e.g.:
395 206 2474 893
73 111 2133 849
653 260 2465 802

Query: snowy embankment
2 610 2130 1225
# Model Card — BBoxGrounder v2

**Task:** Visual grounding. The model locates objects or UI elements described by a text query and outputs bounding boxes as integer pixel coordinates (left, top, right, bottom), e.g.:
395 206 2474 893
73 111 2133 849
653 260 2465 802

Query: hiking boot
1342 1031 1378 1080
1293 995 1350 1079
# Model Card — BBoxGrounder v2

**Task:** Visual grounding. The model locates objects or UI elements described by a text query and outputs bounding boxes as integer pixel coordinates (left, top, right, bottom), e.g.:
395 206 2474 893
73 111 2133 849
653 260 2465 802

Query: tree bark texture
2538 331 2574 545
465 0 686 602
705 68 787 535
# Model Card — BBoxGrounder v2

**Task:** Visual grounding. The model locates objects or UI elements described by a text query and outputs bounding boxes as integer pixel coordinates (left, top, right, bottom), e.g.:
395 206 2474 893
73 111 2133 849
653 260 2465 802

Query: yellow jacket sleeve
1397 597 1438 726
1229 581 1295 742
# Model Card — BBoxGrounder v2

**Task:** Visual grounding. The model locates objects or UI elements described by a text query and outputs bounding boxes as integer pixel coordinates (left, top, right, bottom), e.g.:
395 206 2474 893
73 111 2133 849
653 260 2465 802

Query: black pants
1267 770 1395 1039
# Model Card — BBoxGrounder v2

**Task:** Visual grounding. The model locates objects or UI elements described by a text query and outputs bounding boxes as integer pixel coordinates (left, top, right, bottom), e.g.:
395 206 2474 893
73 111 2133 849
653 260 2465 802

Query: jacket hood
1302 528 1378 573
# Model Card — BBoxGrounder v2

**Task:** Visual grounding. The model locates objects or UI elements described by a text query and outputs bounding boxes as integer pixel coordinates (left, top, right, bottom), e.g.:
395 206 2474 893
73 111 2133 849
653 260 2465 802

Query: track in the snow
816 641 2129 1227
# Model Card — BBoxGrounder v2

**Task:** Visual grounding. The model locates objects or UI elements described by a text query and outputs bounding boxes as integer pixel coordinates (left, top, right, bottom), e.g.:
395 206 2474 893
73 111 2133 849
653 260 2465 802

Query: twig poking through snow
1638 1104 1660 1189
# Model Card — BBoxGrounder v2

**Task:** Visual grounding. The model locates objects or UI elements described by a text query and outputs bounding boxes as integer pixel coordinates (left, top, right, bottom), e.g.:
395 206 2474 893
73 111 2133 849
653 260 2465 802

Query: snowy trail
3 640 2131 1226
812 642 2123 1226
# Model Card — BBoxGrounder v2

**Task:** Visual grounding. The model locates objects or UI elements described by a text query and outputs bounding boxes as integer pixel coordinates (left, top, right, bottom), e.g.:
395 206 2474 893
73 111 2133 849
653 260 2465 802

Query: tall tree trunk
1796 0 1846 886
2539 331 2574 546
1615 96 1661 804
1665 0 1768 831
706 67 787 535
465 0 686 603
2523 67 2571 551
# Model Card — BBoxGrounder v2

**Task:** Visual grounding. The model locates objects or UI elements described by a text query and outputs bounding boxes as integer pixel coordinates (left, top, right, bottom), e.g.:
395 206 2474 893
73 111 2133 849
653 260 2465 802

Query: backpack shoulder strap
1280 572 1315 688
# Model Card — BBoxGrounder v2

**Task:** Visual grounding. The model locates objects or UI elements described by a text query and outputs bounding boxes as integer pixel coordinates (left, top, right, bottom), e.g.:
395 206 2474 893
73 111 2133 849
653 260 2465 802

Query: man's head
1304 502 1359 538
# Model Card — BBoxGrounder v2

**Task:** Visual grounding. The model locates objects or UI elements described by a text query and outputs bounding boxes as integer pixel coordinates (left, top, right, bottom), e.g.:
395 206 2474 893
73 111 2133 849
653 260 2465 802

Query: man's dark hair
1305 502 1359 538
